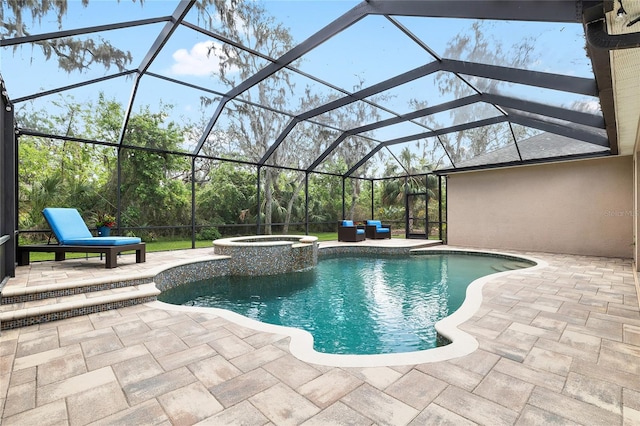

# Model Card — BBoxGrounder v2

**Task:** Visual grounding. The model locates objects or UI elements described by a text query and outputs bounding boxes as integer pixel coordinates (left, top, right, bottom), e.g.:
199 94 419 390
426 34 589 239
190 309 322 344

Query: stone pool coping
151 245 547 367
212 235 318 246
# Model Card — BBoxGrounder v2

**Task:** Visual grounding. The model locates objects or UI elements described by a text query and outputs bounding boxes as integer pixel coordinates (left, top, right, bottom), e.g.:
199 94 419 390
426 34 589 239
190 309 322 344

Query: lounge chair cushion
366 220 389 233
43 207 141 245
341 220 364 234
61 237 142 246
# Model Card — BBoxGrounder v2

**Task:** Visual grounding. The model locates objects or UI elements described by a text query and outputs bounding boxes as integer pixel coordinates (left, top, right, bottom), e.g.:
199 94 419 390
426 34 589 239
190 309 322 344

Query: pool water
159 253 532 355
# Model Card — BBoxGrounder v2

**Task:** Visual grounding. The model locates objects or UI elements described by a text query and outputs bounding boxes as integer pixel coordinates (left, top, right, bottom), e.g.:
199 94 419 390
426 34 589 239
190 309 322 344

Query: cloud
571 99 602 114
170 41 224 77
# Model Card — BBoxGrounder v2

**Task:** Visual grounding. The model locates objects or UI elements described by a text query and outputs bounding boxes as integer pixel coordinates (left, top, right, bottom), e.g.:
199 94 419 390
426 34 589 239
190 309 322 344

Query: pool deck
1 240 640 425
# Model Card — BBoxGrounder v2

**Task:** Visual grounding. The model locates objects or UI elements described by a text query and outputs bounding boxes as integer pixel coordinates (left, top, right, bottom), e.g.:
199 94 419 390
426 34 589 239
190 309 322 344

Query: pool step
490 261 533 273
491 263 522 273
0 279 159 330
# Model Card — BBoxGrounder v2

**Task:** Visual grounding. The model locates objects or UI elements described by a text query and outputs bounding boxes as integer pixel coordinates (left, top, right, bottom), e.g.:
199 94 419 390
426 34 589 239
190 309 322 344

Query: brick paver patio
1 244 639 425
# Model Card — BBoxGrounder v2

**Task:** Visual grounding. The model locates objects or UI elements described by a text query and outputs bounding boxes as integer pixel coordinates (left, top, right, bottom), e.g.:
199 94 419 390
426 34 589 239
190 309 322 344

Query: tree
196 0 295 234
418 21 539 164
117 104 191 233
308 173 342 230
196 162 256 228
197 1 384 233
1 0 135 72
17 94 192 239
16 94 121 233
380 148 425 222
330 80 386 220
378 146 443 235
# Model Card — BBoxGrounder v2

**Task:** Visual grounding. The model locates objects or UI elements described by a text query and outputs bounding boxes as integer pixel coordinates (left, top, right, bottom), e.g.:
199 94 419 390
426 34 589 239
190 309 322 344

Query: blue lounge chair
17 208 145 268
365 220 391 239
338 220 365 242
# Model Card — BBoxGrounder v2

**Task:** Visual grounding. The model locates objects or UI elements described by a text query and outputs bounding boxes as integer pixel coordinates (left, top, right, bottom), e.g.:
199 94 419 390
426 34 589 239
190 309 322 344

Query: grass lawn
25 232 340 262
23 231 422 263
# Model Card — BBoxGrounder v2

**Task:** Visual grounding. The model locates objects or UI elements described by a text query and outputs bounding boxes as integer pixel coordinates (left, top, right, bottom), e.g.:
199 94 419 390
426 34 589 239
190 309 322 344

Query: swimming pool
159 252 534 355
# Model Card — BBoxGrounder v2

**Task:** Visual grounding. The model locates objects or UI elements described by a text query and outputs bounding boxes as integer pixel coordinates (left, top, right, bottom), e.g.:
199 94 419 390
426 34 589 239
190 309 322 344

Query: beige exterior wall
634 118 640 269
447 156 633 258
634 150 639 267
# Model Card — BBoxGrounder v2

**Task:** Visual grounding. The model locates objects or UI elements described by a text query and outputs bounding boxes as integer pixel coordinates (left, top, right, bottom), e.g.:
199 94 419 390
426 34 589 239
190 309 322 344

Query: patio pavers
1 244 640 425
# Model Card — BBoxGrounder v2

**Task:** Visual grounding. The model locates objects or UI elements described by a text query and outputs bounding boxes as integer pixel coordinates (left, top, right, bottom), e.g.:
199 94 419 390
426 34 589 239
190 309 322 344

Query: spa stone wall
213 237 318 276
154 258 230 292
319 245 417 257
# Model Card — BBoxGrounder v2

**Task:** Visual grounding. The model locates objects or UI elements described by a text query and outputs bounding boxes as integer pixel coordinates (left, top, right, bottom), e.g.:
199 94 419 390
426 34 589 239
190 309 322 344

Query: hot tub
212 235 318 275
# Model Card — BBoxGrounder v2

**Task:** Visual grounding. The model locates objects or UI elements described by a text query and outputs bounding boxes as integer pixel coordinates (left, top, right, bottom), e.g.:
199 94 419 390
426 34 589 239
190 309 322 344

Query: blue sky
2 1 359 99
2 1 595 100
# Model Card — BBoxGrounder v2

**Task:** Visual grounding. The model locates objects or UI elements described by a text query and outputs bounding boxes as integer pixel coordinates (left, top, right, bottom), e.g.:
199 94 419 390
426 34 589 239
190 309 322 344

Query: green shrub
196 227 222 241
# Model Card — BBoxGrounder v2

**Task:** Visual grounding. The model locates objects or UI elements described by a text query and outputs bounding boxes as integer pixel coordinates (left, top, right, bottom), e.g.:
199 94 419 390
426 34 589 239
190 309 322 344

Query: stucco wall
447 156 633 258
635 151 640 268
634 118 640 270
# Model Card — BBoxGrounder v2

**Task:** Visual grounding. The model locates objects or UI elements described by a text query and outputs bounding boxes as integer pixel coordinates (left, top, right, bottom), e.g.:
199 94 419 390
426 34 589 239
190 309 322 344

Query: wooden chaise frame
17 243 146 269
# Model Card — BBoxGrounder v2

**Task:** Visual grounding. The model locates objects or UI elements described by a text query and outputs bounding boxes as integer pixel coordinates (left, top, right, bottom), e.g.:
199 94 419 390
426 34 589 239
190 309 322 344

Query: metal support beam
1 84 16 278
583 4 619 154
404 177 410 239
441 59 598 96
507 111 610 147
382 116 509 147
341 177 346 219
351 94 483 135
307 133 351 172
0 17 171 47
345 144 385 177
116 147 123 236
366 0 584 22
483 93 605 128
370 179 375 220
259 119 300 164
304 172 309 235
438 175 443 241
508 123 524 161
13 71 136 104
257 166 262 234
191 157 196 249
